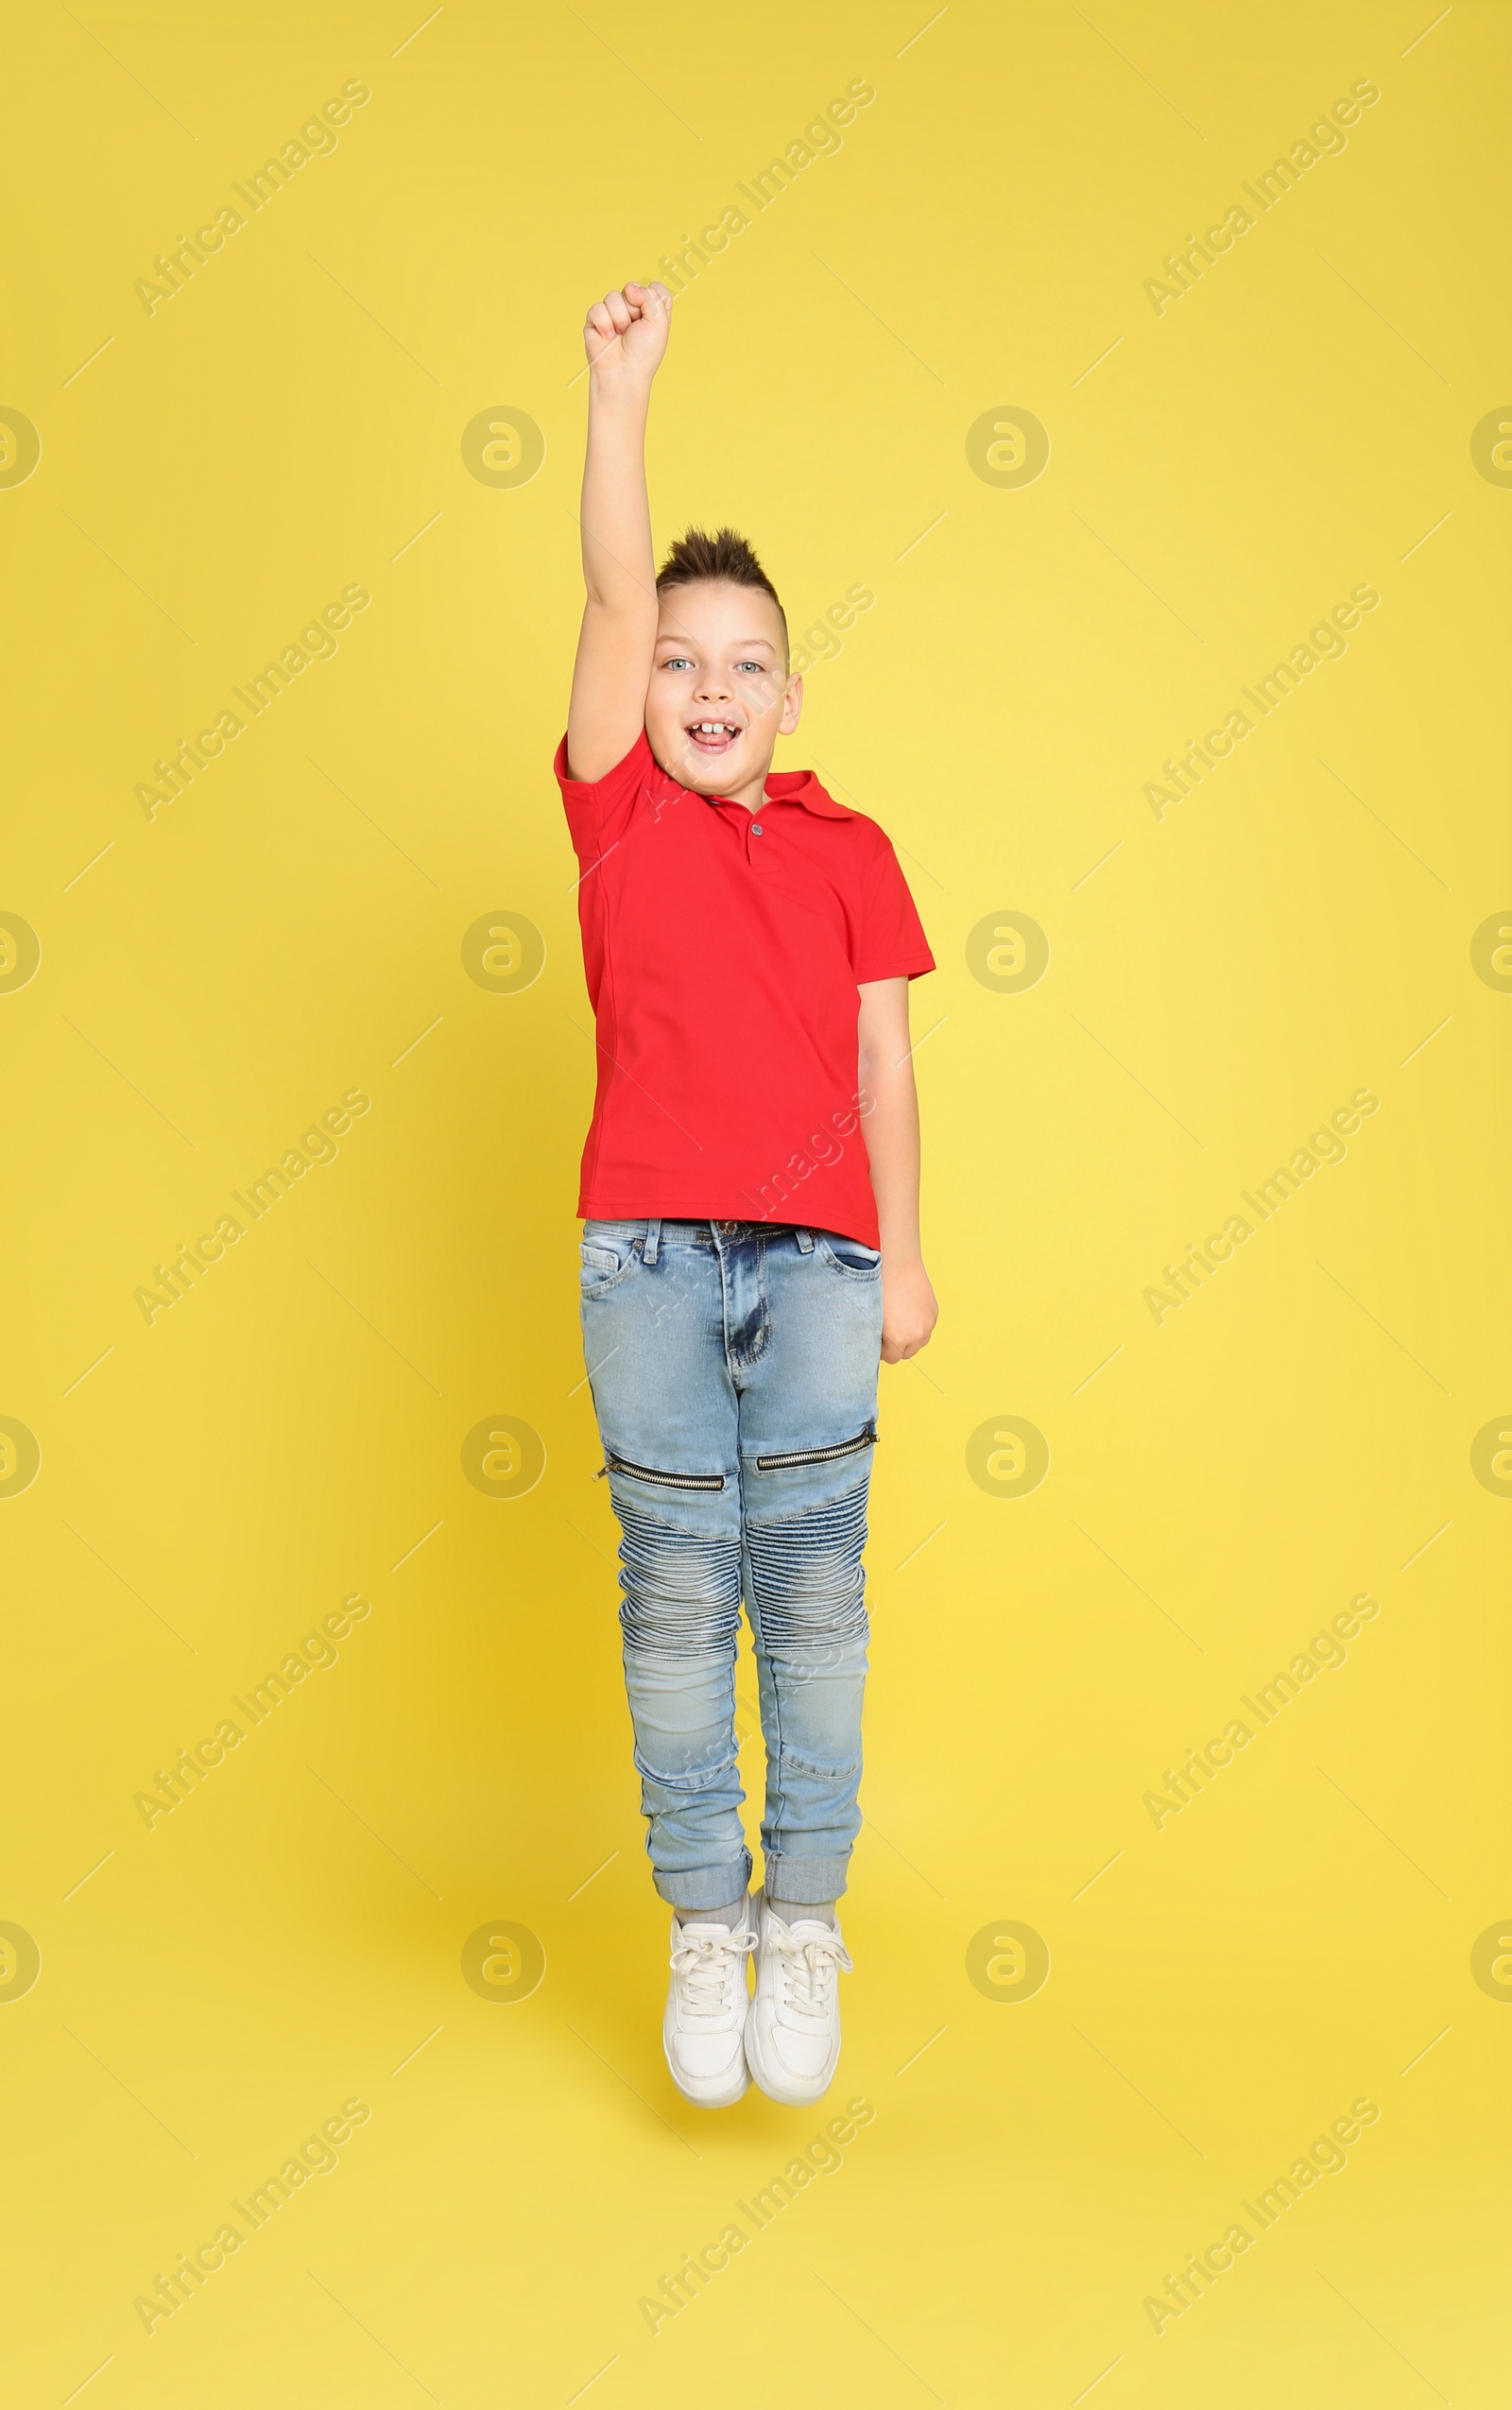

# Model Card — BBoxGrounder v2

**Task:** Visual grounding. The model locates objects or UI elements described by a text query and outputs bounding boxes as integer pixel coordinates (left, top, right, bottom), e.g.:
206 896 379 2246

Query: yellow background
3 2 1508 2401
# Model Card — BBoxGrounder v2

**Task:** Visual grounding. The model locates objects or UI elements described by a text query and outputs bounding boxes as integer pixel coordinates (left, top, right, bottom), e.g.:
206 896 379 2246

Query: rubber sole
662 2033 751 2109
743 2012 839 2108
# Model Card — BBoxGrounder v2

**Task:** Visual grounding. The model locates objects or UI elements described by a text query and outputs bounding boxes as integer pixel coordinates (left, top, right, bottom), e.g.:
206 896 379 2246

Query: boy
558 279 936 2109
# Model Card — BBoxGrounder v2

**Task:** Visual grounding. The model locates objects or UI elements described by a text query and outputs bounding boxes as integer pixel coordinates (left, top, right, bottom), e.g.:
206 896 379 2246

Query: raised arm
565 281 672 783
857 976 938 1363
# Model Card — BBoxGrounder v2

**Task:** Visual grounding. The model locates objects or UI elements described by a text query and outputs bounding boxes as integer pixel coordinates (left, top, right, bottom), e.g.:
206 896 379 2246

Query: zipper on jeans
755 1426 876 1473
596 1452 725 1491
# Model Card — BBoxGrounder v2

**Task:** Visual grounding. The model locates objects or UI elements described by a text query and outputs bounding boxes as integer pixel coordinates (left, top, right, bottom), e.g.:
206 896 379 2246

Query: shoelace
669 1923 757 2016
767 1921 853 2023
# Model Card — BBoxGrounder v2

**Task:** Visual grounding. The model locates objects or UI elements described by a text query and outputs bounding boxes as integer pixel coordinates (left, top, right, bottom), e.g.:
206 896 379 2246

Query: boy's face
645 579 802 796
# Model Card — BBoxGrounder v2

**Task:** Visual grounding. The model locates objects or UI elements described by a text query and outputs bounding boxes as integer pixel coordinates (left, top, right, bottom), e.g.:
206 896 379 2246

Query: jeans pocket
579 1234 640 1296
815 1231 883 1280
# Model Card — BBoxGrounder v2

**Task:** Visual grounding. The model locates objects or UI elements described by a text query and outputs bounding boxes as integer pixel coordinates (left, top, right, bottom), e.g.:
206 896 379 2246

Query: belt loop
643 1217 662 1265
794 1226 815 1254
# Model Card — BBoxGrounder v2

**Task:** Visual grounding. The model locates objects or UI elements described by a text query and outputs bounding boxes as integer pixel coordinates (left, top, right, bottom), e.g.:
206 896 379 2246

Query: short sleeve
554 729 659 863
853 828 936 983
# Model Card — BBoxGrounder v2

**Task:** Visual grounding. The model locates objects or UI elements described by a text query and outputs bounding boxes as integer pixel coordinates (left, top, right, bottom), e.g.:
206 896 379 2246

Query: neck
707 760 774 812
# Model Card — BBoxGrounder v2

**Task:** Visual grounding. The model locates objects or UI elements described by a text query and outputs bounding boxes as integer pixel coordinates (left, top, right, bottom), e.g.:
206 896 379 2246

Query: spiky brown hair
654 525 788 656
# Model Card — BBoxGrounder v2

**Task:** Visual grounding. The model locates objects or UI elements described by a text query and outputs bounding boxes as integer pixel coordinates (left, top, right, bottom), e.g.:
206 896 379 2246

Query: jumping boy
558 279 936 2108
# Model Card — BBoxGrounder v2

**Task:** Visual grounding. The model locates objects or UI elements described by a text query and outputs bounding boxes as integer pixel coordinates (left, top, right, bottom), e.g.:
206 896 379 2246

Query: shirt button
751 823 763 835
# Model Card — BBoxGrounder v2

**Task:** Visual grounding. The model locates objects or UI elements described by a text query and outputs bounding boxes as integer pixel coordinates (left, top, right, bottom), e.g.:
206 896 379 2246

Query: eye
660 655 693 671
736 660 765 675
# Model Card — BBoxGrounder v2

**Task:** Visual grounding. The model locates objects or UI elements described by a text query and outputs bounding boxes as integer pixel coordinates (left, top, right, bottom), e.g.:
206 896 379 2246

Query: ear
780 672 803 735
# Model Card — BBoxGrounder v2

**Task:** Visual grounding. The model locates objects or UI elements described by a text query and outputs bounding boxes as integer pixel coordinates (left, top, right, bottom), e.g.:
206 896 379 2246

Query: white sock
770 1899 836 1928
676 1895 747 1933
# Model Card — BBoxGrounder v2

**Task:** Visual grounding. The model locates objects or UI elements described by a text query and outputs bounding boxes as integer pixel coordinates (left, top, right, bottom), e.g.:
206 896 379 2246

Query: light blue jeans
579 1218 884 1912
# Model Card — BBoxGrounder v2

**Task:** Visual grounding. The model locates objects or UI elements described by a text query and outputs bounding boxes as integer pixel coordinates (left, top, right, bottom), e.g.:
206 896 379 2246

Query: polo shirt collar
762 768 853 818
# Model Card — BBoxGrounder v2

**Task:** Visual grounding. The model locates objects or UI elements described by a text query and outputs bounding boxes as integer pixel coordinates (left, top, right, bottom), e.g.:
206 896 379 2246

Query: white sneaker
662 1898 757 2109
745 1889 853 2106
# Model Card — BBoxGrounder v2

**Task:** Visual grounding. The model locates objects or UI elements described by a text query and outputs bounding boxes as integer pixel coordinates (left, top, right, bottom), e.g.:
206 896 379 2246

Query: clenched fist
881 1256 938 1364
583 281 672 380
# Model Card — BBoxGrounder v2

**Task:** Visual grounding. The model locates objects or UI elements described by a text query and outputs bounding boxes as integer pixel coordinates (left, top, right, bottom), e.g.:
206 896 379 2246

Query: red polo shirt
555 731 934 1247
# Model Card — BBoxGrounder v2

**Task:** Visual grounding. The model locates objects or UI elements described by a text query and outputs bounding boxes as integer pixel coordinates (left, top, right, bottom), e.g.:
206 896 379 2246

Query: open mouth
685 719 742 755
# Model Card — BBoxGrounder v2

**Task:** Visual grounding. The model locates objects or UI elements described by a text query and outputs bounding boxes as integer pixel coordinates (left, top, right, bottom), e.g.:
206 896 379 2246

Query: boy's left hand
881 1258 937 1363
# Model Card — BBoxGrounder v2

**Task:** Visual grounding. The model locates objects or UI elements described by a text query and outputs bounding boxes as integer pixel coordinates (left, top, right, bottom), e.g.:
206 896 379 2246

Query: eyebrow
655 636 778 654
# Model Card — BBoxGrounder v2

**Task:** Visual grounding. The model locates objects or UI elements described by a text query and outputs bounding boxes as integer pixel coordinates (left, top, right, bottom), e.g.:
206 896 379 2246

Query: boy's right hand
583 282 671 381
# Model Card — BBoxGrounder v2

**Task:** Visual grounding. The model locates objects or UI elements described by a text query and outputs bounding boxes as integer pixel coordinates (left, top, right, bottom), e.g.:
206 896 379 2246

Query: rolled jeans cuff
763 1849 851 1907
652 1846 753 1913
